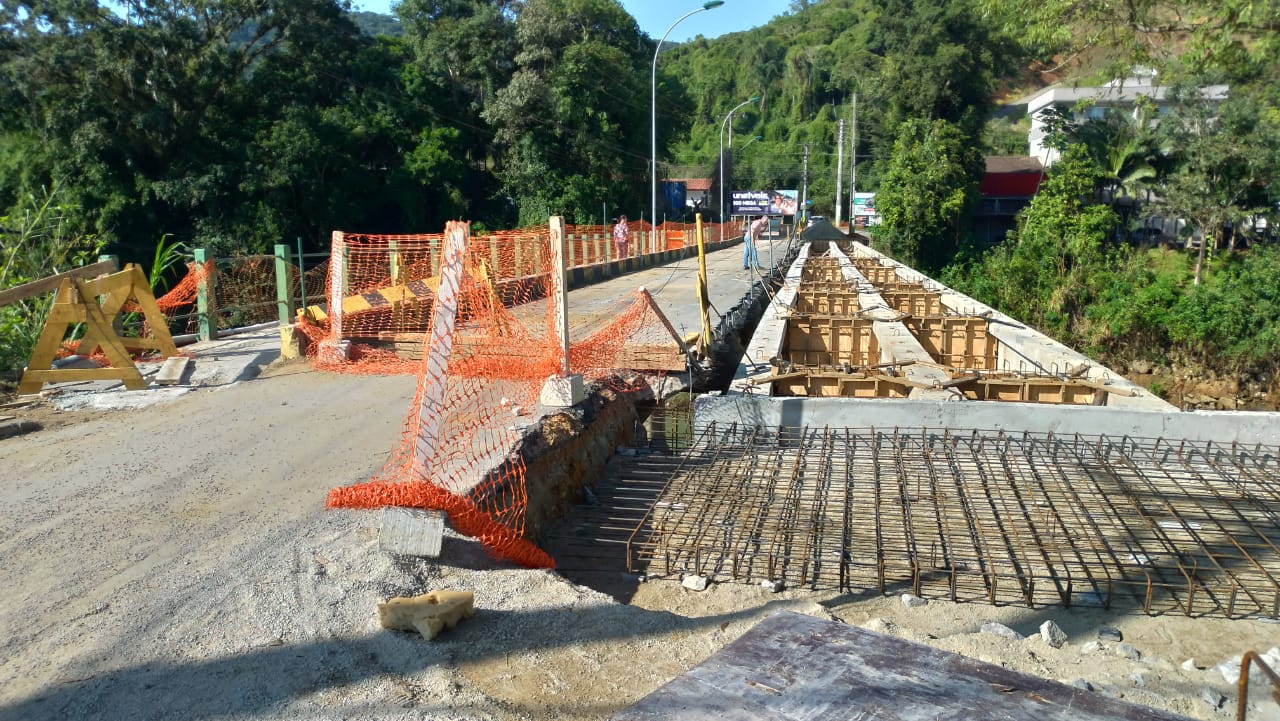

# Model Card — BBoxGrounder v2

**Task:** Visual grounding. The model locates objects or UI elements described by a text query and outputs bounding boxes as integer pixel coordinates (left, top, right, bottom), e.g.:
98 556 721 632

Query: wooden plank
613 612 1193 721
0 259 118 307
154 356 190 386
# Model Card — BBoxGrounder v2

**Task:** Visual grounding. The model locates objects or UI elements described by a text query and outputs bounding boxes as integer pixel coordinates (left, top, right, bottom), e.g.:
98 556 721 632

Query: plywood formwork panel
782 316 879 368
882 290 945 316
964 380 1102 405
906 316 999 370
796 280 854 295
848 258 900 286
792 292 860 316
773 374 912 398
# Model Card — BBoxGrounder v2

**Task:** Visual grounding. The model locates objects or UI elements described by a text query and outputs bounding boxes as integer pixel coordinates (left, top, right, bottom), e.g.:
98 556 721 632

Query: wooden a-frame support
18 264 179 395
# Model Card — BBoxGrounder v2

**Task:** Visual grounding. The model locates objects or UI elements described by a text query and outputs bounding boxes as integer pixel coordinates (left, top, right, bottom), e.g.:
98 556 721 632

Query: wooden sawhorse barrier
9 264 179 394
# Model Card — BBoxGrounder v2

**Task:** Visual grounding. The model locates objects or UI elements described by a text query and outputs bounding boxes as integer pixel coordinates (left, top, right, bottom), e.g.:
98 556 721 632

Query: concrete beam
694 394 1279 446
729 244 811 392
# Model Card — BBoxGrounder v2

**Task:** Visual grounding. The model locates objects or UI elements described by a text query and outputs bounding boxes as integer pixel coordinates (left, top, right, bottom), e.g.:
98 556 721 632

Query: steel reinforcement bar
626 423 1280 619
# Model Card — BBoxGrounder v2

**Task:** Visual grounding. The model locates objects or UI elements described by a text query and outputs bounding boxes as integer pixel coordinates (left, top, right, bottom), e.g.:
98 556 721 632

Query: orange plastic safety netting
150 256 327 334
323 220 698 567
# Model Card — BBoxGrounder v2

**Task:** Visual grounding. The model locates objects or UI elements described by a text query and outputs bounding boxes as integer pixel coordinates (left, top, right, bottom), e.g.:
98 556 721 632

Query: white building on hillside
1027 75 1229 166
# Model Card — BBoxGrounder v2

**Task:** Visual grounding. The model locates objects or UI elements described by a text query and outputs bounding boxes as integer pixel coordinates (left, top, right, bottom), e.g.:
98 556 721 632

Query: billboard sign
731 189 798 216
852 192 881 226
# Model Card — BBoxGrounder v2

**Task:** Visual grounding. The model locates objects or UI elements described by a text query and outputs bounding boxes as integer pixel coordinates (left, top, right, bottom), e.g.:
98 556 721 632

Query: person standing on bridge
745 215 766 270
613 215 629 259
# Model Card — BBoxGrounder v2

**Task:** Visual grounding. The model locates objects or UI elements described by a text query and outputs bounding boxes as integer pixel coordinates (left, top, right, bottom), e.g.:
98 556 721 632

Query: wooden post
98 254 123 336
388 239 402 284
328 232 345 342
273 244 296 327
413 221 469 477
489 234 501 280
695 213 711 357
193 248 218 341
550 215 570 376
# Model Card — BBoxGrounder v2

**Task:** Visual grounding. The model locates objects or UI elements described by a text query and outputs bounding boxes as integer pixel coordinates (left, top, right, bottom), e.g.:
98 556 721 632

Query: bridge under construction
547 233 1280 621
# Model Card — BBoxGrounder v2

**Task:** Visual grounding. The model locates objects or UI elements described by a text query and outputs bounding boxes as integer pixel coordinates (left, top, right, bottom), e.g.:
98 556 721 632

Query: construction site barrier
317 218 706 566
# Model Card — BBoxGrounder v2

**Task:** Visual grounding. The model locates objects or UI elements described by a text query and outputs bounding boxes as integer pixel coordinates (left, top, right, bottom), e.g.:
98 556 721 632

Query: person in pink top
613 215 629 259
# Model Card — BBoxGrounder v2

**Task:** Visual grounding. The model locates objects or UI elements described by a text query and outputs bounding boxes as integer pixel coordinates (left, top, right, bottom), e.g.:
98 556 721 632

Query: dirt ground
1 361 1277 721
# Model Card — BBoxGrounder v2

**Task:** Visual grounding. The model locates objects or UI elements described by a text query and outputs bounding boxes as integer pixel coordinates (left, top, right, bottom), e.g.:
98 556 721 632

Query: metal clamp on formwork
1238 651 1280 721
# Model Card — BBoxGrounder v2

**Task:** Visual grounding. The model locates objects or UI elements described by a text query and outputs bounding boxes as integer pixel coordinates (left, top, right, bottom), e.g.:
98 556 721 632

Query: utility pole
849 92 858 226
835 118 845 227
801 144 809 222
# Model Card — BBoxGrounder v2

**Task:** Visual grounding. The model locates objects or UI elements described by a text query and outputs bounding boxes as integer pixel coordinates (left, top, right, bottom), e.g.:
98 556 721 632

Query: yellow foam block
377 590 475 641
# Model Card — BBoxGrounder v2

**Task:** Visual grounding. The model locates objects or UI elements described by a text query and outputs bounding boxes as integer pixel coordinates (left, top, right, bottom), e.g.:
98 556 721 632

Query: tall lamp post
718 96 759 222
653 1 724 253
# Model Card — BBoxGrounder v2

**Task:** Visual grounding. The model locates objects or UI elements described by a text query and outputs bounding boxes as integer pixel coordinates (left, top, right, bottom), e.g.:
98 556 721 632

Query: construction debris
377 589 474 641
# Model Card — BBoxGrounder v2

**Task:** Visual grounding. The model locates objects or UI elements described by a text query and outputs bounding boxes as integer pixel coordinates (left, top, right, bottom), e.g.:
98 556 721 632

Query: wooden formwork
797 280 854 295
800 259 844 283
772 373 912 398
881 289 945 316
782 316 879 368
906 316 998 370
848 259 899 285
960 378 1103 405
792 292 860 316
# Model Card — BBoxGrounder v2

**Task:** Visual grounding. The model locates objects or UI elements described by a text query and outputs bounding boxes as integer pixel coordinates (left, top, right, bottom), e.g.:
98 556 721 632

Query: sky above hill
350 0 791 42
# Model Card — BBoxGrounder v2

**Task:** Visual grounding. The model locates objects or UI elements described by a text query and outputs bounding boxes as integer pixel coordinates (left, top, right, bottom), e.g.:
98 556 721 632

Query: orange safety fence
323 220 696 567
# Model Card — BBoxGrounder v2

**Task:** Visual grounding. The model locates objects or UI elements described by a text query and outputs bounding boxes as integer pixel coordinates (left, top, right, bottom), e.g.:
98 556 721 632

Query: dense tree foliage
4 0 1280 391
872 118 982 270
662 0 1014 220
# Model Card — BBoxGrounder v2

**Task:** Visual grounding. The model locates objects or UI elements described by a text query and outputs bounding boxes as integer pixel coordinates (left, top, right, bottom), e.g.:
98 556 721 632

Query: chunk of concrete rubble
1097 626 1123 642
1129 672 1147 688
1039 620 1068 649
1182 658 1202 672
1070 679 1095 692
1081 641 1103 654
1115 642 1141 660
759 579 784 593
1217 647 1280 683
681 575 709 591
979 622 1023 640
1201 688 1227 709
378 590 474 641
378 507 444 557
900 593 928 608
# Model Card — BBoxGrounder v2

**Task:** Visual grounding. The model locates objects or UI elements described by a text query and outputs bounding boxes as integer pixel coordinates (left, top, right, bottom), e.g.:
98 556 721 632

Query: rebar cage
627 423 1280 619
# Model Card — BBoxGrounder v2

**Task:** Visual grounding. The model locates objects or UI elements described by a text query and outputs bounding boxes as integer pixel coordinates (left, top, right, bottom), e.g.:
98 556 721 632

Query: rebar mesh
627 423 1280 619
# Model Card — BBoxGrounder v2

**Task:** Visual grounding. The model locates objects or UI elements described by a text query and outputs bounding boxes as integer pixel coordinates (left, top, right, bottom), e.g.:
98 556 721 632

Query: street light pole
653 1 724 253
718 96 759 222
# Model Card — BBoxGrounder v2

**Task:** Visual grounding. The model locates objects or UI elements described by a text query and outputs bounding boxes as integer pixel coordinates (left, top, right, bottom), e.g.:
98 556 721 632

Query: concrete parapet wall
729 244 810 391
694 394 1279 446
842 240 1171 411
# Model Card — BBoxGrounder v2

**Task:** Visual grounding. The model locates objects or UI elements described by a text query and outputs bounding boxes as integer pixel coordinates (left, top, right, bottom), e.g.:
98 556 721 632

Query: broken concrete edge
693 393 1280 446
842 241 1172 411
539 374 586 409
466 376 656 534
